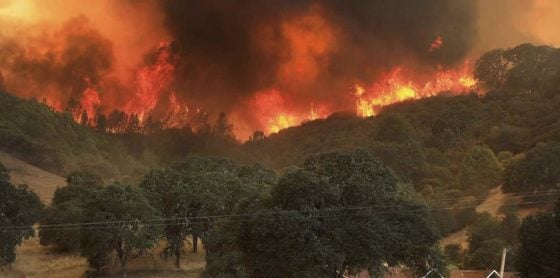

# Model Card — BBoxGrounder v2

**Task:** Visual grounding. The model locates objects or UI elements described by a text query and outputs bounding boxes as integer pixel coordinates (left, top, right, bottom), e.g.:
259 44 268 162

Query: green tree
474 44 560 94
370 141 427 184
39 171 103 251
0 163 43 268
464 212 520 270
79 183 161 274
431 104 477 149
465 238 507 270
467 213 502 252
444 244 464 268
516 200 560 277
372 113 418 143
504 142 560 193
474 48 510 89
459 145 503 196
140 157 276 268
239 150 443 277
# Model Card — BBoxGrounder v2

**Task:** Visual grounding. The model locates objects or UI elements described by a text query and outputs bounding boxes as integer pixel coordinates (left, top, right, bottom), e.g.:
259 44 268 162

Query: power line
507 250 560 274
0 198 556 233
3 188 556 231
3 190 558 230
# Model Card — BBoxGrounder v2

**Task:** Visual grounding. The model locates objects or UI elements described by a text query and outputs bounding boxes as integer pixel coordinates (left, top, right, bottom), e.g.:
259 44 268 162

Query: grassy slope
0 92 152 182
0 151 65 204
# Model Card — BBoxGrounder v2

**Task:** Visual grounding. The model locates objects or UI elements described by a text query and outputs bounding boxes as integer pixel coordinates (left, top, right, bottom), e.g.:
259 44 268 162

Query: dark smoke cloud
0 16 115 108
0 0 478 138
160 0 478 112
324 0 476 78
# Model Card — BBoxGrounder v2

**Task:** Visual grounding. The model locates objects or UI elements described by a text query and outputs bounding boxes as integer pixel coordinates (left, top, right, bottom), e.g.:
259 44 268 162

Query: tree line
2 151 446 277
2 151 559 276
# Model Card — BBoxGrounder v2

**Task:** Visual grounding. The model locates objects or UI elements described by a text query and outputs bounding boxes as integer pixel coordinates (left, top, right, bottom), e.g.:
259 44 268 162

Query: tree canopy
140 156 276 268
516 198 560 277
504 142 560 193
459 145 503 196
234 150 443 277
39 171 104 251
475 44 560 94
0 163 43 268
79 183 161 274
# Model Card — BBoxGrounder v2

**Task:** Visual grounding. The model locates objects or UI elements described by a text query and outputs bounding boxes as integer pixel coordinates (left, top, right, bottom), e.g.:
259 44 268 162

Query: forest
1 43 560 277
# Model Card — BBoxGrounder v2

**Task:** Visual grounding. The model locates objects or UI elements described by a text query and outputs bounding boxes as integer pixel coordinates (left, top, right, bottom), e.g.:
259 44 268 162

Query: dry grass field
2 238 205 277
0 152 66 204
0 152 205 277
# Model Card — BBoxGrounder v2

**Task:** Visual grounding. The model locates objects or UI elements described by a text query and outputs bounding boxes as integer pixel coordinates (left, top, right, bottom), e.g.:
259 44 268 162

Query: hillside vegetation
0 92 236 183
1 43 560 276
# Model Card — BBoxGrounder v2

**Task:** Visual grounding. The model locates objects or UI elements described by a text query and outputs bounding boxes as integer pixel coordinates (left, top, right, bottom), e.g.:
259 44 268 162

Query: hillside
0 92 153 181
0 91 240 183
0 152 65 204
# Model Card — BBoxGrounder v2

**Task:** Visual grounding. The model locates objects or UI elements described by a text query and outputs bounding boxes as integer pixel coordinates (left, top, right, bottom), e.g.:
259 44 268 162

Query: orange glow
355 62 475 117
249 89 330 135
277 4 337 88
268 114 299 134
0 1 484 141
79 86 101 121
161 91 190 129
126 42 175 118
429 35 443 52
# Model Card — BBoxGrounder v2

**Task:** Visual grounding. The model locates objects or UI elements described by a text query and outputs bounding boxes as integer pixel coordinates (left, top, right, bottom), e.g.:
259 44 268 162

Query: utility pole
499 248 507 277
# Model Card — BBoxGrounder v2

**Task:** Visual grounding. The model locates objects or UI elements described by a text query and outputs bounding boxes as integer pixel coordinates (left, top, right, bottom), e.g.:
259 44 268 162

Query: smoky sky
0 0 479 136
160 0 478 111
0 16 115 107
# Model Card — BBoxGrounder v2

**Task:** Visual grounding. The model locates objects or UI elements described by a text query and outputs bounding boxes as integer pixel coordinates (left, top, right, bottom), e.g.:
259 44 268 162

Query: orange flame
126 42 175 120
355 62 475 117
249 89 330 135
79 86 101 121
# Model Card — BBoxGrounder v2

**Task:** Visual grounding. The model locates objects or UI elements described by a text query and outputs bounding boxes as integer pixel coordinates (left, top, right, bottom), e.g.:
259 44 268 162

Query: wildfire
127 42 176 118
78 87 101 122
0 2 484 141
268 114 299 134
248 89 331 136
354 63 475 117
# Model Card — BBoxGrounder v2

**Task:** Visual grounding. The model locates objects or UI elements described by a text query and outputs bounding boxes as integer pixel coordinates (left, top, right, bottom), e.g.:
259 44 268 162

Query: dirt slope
440 186 508 249
440 185 549 249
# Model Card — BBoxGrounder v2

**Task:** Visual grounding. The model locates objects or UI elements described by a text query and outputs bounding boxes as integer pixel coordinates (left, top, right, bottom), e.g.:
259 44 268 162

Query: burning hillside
0 0 555 140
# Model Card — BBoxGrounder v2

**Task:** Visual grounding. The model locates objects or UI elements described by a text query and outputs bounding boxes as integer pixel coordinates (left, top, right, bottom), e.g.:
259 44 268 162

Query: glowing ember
429 35 443 52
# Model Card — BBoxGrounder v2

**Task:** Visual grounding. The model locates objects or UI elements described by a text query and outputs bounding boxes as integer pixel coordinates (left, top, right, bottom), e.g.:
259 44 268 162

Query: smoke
0 16 114 109
2 0 560 139
475 0 560 54
160 0 477 110
151 0 480 137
